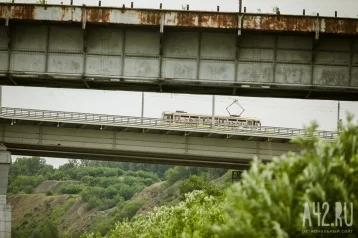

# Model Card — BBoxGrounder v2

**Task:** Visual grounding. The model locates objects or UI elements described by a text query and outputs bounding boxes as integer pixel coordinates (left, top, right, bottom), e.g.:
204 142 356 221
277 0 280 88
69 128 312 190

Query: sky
3 0 358 168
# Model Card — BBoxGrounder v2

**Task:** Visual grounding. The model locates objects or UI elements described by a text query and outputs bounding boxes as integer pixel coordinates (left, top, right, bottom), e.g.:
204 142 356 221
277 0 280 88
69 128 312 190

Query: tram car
161 111 261 128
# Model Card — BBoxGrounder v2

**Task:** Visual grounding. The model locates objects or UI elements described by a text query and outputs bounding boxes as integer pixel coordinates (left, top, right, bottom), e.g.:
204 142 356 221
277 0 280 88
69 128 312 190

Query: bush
29 220 59 238
22 185 34 194
84 191 223 238
46 190 53 196
179 174 222 199
87 197 103 210
60 183 84 194
9 175 45 194
118 200 145 220
165 166 207 186
81 187 106 202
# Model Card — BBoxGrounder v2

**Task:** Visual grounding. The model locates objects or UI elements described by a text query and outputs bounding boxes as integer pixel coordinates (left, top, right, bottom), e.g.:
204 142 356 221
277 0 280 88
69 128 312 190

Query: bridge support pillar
0 146 11 238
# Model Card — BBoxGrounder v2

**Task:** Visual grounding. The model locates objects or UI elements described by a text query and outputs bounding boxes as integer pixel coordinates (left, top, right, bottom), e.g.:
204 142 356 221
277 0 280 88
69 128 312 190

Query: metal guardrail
0 107 338 140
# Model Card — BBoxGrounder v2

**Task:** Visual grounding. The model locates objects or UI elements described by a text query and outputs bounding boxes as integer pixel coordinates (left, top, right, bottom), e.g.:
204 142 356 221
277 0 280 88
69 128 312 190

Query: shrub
118 200 145 220
81 187 106 202
87 197 103 210
22 185 34 194
29 220 59 238
179 174 222 199
46 190 53 196
60 183 84 194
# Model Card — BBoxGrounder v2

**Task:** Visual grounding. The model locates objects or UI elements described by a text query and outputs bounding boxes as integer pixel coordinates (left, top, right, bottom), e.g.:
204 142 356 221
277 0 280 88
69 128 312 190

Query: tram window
248 121 253 125
175 115 181 121
182 116 189 122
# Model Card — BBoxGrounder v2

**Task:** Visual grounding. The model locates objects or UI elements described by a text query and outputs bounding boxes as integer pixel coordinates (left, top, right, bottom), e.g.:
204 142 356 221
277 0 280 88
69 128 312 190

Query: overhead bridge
0 107 337 169
0 3 358 100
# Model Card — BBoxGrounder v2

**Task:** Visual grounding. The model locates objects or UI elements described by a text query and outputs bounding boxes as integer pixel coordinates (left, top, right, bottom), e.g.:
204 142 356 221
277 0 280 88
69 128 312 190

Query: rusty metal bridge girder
1 3 358 101
0 3 357 35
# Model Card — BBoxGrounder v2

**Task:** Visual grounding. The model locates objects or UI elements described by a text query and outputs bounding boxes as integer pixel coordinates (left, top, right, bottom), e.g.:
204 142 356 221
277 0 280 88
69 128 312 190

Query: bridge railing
0 107 338 140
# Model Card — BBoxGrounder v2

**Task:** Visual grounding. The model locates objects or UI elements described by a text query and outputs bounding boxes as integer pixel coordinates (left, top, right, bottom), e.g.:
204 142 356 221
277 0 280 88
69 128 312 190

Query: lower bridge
0 107 336 169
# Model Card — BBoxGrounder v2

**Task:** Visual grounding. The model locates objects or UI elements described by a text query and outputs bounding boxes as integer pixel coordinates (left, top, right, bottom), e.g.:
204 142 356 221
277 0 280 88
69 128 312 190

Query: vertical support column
121 30 126 77
159 14 165 79
311 15 320 85
272 35 278 83
44 25 50 75
348 39 354 87
211 95 215 129
235 14 244 84
5 5 12 77
196 32 202 80
0 147 11 238
82 5 88 87
234 13 244 95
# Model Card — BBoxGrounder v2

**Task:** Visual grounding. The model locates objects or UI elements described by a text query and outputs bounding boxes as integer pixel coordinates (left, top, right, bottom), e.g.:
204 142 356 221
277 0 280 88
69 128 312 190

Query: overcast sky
3 0 358 167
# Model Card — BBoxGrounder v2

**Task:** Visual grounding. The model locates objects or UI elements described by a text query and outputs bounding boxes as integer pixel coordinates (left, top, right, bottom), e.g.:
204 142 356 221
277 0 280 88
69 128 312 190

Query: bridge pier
0 146 11 238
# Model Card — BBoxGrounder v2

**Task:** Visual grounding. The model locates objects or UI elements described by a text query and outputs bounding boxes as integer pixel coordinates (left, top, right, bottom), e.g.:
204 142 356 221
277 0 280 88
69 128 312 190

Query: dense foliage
9 155 227 237
84 191 224 238
83 117 358 238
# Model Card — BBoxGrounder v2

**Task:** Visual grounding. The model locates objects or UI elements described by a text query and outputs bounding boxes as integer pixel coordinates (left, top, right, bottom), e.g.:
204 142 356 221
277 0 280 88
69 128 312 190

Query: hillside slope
9 181 108 237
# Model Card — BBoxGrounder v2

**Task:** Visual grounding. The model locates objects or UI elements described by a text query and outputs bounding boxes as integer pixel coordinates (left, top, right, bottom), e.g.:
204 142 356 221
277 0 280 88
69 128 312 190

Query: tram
161 111 261 128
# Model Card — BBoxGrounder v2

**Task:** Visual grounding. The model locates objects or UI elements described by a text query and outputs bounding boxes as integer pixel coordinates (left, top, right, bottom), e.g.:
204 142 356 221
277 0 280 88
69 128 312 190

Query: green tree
216 117 358 237
179 174 222 199
82 116 358 238
9 157 53 184
30 220 58 238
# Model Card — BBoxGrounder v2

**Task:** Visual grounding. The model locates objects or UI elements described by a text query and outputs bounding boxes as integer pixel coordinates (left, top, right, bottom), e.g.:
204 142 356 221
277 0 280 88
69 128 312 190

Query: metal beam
7 76 17 86
83 80 90 89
